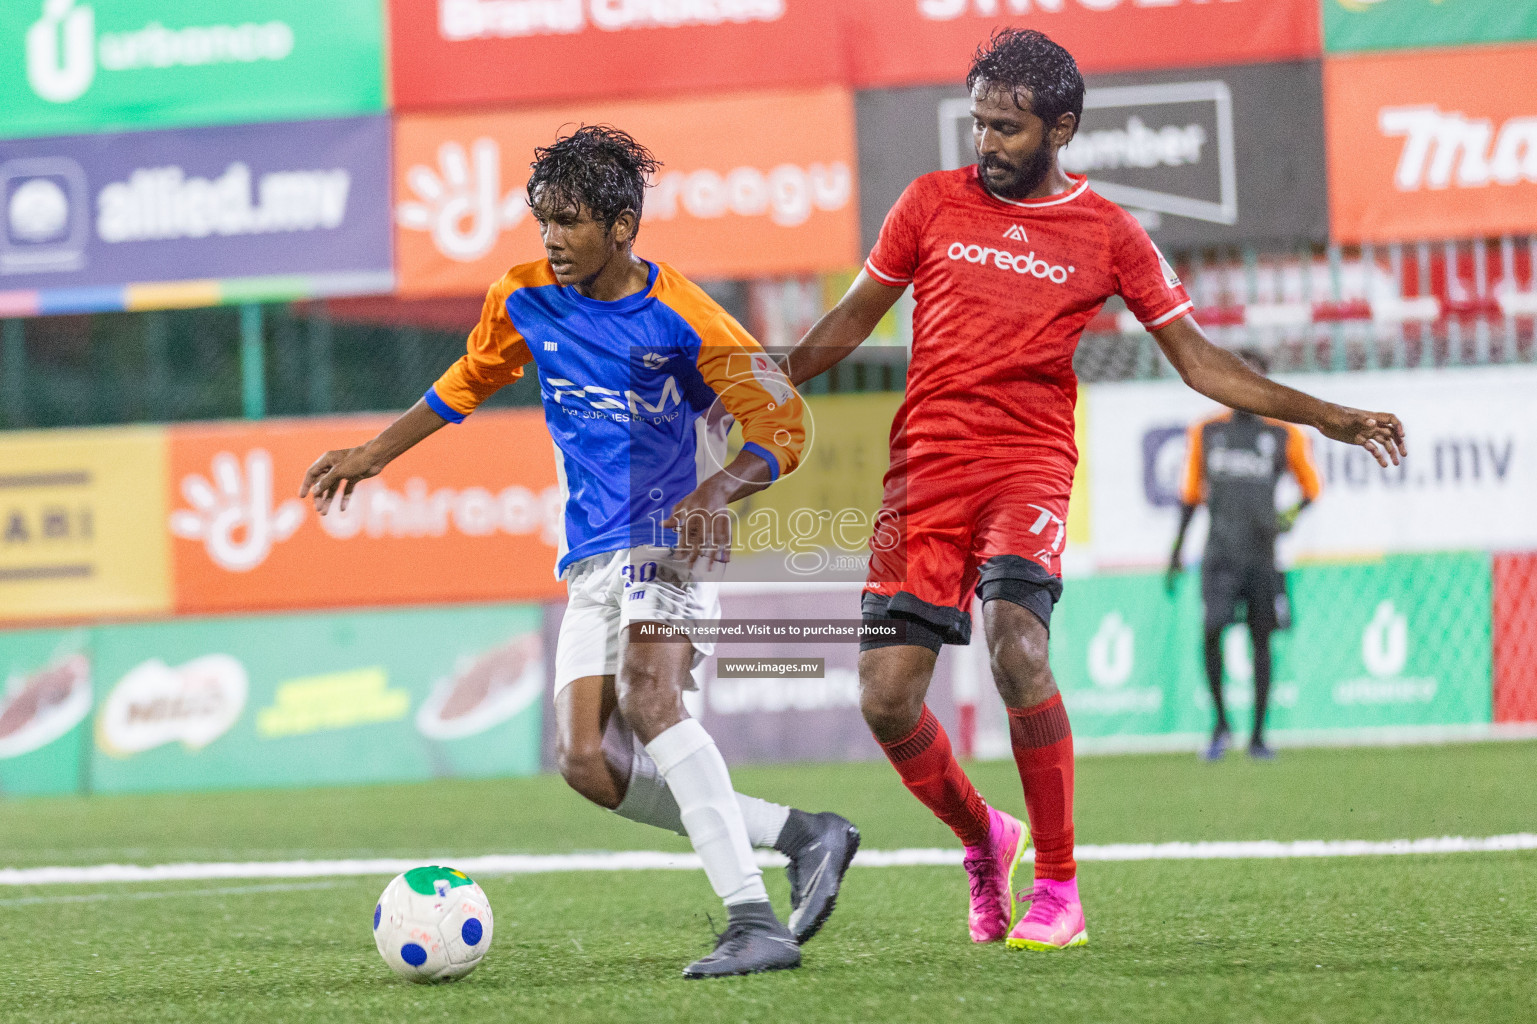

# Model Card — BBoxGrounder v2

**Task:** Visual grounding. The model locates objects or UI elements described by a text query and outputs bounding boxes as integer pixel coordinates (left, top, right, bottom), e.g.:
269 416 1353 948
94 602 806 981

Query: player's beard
978 140 1054 201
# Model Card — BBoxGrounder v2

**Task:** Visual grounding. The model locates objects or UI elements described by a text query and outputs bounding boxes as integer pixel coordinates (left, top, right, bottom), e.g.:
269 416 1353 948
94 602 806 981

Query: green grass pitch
2 742 1534 1023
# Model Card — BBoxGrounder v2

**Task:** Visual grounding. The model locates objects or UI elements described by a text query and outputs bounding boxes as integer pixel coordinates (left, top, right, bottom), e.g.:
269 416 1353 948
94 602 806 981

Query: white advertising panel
1080 364 1537 572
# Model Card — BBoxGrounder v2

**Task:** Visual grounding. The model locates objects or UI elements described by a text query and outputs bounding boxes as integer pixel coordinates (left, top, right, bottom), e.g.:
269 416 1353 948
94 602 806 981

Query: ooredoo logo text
946 241 1076 284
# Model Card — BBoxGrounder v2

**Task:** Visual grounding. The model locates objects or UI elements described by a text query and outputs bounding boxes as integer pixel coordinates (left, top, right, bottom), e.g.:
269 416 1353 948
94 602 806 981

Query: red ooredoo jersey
866 167 1193 489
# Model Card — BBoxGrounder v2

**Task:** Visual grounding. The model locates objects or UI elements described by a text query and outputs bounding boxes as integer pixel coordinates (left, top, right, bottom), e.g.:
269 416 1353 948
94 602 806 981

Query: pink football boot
961 808 1027 942
1007 876 1088 950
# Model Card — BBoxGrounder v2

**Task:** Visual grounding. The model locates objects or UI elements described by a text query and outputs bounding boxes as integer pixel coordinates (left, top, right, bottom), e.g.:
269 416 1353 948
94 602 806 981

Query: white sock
613 735 790 849
644 719 768 906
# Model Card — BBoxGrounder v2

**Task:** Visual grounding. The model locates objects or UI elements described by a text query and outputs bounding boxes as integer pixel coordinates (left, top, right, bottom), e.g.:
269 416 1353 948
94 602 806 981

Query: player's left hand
1317 405 1406 468
663 481 734 568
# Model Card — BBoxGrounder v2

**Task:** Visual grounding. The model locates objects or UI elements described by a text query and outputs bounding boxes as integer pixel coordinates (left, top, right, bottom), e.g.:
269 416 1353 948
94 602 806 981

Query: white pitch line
0 881 345 907
2 834 1533 888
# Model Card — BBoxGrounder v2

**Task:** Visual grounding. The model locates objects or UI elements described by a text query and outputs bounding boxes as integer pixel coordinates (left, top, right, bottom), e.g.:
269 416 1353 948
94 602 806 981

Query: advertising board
88 602 544 794
0 0 385 140
1324 45 1537 243
394 89 858 293
857 61 1328 255
167 411 566 614
0 115 393 315
0 426 171 624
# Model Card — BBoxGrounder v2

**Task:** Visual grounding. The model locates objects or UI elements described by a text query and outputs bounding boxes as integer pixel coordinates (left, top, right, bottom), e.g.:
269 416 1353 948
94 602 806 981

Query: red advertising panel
1494 553 1537 724
1325 45 1537 243
167 411 566 614
394 89 859 296
844 0 1320 87
390 0 844 109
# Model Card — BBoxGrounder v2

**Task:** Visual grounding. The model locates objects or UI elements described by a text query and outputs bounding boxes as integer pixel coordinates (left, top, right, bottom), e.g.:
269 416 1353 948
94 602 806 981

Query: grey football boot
681 901 801 979
779 810 861 943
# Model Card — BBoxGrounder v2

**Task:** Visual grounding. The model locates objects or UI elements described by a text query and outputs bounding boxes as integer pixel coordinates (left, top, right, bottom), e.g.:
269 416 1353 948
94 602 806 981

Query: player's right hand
301 445 383 515
1318 405 1406 468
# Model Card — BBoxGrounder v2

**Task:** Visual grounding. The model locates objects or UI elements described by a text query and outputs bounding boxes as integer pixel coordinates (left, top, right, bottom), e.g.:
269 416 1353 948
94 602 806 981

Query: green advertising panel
1 0 384 140
0 627 92 796
1323 0 1537 53
1279 551 1491 731
1051 552 1491 742
87 603 543 795
1049 571 1211 740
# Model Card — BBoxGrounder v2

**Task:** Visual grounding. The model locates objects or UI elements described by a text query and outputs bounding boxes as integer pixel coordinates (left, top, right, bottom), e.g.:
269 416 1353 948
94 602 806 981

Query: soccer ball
373 866 494 983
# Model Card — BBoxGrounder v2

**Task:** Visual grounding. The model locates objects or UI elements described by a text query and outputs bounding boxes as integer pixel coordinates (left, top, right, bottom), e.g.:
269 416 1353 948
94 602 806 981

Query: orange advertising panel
1325 45 1537 243
390 0 844 110
393 89 859 296
167 412 565 615
845 0 1320 87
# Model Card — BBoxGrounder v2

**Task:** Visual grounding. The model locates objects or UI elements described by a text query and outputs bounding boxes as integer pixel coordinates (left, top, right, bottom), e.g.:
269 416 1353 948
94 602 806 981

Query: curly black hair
966 29 1084 139
526 125 662 237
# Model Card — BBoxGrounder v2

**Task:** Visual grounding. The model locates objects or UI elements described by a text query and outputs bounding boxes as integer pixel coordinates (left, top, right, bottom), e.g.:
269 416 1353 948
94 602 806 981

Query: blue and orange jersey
426 259 805 577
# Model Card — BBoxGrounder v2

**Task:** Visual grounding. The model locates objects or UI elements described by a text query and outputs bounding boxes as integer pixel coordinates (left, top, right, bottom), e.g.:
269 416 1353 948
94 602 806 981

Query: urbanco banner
857 61 1328 255
1 0 385 140
1324 45 1537 243
1323 0 1537 55
843 0 1320 88
1039 553 1491 746
390 0 844 110
87 603 544 795
167 411 566 615
394 90 858 295
0 116 393 305
1079 364 1537 573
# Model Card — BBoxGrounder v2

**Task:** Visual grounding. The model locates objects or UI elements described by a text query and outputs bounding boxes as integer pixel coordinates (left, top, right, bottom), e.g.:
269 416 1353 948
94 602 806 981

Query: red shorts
865 449 1069 645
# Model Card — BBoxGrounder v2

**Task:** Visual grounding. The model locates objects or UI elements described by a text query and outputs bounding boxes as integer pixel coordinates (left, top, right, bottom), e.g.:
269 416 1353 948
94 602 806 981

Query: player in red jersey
781 30 1406 950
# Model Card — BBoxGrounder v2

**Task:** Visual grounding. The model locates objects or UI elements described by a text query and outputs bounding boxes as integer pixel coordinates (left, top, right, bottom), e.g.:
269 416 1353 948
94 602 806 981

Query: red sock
1007 694 1077 881
879 705 991 849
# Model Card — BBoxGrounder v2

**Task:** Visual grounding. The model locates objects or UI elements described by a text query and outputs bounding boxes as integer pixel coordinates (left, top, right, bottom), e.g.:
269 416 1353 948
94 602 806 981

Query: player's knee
986 623 1052 705
615 665 684 739
858 677 926 741
556 743 614 807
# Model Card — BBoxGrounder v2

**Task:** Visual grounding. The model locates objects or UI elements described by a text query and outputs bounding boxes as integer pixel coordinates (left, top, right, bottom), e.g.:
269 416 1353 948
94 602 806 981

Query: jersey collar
558 259 659 314
975 167 1090 209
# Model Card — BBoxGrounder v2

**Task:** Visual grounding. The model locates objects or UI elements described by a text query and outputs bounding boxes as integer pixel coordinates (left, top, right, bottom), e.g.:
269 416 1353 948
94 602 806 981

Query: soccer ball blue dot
400 942 428 967
373 904 381 931
461 918 483 946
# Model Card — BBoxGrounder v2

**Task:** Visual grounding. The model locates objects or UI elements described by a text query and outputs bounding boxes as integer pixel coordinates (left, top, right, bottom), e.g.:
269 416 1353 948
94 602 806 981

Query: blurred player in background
781 30 1404 952
1166 349 1323 761
302 127 858 979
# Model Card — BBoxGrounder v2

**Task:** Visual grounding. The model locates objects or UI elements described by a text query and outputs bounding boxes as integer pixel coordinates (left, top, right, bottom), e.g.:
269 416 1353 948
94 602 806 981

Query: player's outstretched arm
1152 316 1407 468
779 271 904 387
300 399 449 514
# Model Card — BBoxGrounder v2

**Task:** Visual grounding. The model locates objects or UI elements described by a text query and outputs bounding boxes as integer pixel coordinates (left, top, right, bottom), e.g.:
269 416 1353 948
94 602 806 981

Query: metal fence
2 236 1534 430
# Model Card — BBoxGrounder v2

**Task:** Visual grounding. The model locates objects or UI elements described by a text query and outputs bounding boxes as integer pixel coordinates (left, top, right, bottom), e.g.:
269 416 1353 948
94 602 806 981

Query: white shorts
553 545 722 697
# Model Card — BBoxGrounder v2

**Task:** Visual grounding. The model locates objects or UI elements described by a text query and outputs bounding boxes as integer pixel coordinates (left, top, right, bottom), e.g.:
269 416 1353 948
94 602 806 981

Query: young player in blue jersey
301 127 858 978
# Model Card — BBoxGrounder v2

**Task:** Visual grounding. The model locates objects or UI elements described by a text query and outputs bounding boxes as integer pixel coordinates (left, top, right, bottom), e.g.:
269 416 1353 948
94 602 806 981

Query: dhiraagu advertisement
1 0 385 140
86 603 544 794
